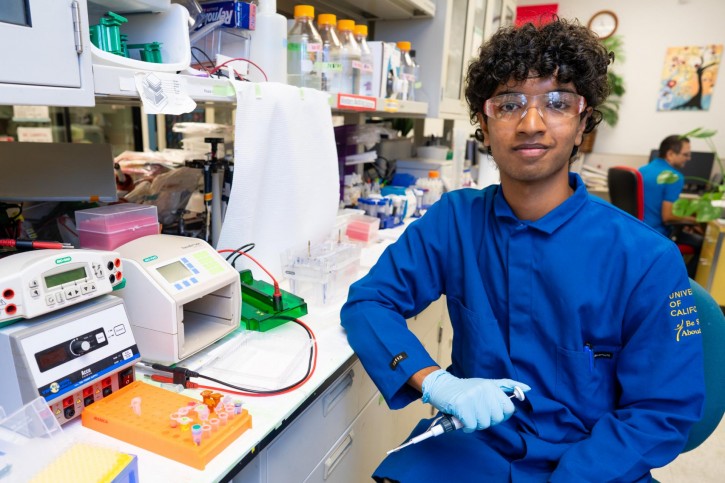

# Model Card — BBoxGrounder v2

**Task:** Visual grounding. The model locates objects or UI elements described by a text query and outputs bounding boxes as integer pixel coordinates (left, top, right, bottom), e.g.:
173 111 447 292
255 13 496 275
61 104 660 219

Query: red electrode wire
0 239 73 250
207 57 269 82
217 248 282 298
149 317 318 397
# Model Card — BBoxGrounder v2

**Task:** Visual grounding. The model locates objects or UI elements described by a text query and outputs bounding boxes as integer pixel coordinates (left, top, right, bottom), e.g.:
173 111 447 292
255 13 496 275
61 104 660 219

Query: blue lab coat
341 173 705 482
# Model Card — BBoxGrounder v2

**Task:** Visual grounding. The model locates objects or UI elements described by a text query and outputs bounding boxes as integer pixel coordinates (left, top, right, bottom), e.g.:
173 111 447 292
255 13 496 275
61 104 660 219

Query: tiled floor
651 416 725 481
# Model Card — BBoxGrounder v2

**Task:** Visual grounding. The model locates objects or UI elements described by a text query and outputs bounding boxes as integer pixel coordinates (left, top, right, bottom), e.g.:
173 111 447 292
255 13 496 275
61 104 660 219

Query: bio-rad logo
55 256 71 265
143 255 158 263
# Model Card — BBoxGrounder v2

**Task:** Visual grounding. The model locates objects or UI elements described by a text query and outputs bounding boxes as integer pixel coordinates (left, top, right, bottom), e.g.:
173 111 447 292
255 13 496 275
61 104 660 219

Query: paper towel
217 81 339 280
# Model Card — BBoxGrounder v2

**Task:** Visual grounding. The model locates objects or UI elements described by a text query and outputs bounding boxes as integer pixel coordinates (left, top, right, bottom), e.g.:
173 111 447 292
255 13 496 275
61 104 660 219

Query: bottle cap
354 24 368 37
428 171 439 178
397 41 412 51
318 13 337 26
337 19 355 32
294 5 314 19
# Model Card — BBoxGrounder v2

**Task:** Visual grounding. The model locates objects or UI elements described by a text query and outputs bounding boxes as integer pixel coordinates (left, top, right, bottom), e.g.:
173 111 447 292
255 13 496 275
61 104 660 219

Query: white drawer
266 359 377 482
304 392 395 483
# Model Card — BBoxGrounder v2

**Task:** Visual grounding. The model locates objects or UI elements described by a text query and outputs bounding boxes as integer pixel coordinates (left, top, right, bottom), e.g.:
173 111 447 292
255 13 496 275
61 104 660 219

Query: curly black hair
465 19 613 141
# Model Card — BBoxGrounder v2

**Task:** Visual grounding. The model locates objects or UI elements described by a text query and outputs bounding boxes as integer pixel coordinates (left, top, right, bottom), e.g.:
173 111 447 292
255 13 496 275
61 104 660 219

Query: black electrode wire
197 316 315 394
153 316 316 395
225 242 256 269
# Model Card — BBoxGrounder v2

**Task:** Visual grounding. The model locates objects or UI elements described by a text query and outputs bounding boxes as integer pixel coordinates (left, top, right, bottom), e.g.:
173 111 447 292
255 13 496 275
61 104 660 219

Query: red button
2 289 14 299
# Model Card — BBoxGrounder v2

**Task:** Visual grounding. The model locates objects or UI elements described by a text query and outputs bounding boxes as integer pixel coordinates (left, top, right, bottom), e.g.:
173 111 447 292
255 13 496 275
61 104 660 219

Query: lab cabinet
232 298 452 483
695 220 725 306
374 0 516 119
0 0 94 106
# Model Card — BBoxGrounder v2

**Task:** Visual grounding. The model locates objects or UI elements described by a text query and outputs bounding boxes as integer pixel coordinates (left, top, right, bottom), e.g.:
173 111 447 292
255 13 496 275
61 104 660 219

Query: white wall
517 0 725 161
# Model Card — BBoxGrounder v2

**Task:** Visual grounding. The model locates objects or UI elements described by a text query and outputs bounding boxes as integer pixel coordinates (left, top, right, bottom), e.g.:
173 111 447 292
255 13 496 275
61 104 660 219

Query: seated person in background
341 19 704 482
639 135 704 276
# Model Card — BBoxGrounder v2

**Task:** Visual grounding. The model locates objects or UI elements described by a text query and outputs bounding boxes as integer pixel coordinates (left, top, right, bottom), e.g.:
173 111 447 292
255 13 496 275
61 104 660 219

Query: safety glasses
483 91 587 123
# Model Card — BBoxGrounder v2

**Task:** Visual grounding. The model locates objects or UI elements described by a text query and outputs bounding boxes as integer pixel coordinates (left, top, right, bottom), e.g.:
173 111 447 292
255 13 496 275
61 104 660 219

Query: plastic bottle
336 19 361 95
410 49 422 101
317 13 342 93
287 5 322 89
354 24 374 97
248 0 287 83
415 170 443 208
397 41 416 101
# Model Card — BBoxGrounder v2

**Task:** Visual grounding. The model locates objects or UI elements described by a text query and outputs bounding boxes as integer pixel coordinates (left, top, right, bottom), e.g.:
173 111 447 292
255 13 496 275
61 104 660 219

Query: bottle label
288 42 303 52
307 43 323 52
352 61 374 72
314 62 343 72
403 73 416 82
288 42 323 53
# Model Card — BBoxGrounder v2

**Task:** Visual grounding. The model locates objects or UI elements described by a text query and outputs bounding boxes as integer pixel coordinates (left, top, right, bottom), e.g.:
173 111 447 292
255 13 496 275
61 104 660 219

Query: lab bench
58 226 450 482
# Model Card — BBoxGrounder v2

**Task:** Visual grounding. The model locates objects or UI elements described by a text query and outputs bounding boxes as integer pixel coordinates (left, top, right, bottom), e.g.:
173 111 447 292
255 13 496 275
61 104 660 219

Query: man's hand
421 369 530 433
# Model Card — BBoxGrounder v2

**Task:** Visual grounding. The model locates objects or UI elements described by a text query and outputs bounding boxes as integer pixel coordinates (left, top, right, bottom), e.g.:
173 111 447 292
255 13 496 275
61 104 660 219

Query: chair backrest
683 279 725 452
607 166 644 220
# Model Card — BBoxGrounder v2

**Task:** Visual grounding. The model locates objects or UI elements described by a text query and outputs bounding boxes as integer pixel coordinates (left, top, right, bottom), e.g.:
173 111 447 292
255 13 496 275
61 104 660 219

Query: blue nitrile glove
421 369 531 433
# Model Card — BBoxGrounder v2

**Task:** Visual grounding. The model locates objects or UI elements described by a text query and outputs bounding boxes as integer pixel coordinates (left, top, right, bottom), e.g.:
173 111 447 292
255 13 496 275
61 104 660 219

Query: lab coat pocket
447 297 506 378
555 345 620 427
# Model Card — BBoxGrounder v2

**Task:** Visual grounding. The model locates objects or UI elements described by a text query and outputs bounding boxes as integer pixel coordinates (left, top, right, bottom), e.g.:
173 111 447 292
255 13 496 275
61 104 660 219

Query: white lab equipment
116 234 241 364
0 248 124 324
0 295 140 424
248 0 287 83
387 386 526 454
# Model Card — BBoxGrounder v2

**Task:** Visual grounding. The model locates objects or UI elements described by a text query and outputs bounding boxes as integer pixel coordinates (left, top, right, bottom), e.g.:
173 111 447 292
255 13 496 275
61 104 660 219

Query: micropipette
386 385 526 455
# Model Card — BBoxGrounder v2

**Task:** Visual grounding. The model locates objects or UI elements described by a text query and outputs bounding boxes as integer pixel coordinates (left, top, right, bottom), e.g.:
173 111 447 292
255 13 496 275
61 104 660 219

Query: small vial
225 403 235 418
195 404 210 422
178 416 193 431
222 395 233 405
209 417 220 432
191 424 202 446
169 412 180 428
234 400 243 415
159 383 185 393
130 396 142 416
218 411 228 426
202 424 212 439
177 407 190 417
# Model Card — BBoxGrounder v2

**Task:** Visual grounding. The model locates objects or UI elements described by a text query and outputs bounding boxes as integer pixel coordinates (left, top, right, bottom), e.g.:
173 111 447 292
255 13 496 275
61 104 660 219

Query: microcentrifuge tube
209 417 220 432
202 424 212 439
218 411 228 426
195 404 210 422
179 416 193 431
169 412 180 428
130 397 142 416
234 401 243 414
191 424 202 446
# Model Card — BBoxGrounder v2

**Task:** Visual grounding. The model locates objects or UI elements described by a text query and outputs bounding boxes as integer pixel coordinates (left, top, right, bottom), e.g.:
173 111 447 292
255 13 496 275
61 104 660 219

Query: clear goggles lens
484 91 586 121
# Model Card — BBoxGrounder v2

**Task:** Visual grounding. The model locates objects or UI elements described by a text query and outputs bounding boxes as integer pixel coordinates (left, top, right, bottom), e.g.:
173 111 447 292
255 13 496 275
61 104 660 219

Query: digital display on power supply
45 267 87 288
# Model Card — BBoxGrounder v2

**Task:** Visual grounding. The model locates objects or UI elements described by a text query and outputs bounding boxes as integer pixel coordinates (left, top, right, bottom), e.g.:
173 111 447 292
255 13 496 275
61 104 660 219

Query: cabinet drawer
266 359 377 482
305 393 394 483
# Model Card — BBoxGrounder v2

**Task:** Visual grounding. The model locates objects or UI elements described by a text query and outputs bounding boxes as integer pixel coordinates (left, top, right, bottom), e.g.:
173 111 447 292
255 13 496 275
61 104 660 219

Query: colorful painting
516 4 558 27
657 44 722 111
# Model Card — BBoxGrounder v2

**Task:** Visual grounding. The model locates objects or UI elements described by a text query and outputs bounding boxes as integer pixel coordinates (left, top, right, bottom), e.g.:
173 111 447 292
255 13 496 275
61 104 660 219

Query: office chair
652 279 725 482
606 166 696 257
682 279 725 453
607 166 643 219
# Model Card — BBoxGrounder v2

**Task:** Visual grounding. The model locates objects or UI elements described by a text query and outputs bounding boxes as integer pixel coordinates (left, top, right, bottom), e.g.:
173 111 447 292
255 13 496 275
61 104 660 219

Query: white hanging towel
217 81 339 280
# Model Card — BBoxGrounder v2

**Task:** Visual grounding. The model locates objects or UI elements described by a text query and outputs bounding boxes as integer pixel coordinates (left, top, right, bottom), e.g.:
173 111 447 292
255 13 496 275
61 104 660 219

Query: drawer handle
323 370 354 417
324 430 354 480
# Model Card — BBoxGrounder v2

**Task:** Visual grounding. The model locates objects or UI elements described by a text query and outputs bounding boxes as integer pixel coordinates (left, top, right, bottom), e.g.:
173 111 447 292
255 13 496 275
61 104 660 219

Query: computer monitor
648 149 716 194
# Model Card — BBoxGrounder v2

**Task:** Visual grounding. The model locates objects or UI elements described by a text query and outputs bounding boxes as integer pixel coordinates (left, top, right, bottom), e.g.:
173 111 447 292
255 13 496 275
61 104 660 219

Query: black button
102 386 112 397
107 261 114 271
109 274 115 284
84 395 95 407
63 406 75 419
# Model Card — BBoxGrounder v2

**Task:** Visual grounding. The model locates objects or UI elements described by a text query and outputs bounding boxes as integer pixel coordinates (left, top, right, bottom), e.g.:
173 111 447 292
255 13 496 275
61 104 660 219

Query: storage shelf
87 0 170 15
277 0 434 22
93 64 429 117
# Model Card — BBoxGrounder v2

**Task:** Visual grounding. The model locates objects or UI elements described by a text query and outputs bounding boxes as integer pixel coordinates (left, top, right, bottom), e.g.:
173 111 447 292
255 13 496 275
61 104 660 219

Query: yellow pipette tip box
29 443 138 483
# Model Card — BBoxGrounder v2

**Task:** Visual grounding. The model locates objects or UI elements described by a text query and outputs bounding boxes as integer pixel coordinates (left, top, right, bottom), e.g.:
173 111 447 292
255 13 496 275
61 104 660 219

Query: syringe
386 385 526 454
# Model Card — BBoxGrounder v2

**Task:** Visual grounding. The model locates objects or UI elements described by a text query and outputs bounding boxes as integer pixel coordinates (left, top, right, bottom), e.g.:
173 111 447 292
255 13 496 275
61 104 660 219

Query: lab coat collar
493 172 588 235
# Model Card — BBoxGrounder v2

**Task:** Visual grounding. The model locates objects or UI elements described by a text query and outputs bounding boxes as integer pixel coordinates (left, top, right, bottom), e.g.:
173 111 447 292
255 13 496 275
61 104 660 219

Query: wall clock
587 10 618 39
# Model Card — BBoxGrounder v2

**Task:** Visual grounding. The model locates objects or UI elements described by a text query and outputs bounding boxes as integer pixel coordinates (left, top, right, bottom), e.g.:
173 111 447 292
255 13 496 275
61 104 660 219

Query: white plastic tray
90 4 191 72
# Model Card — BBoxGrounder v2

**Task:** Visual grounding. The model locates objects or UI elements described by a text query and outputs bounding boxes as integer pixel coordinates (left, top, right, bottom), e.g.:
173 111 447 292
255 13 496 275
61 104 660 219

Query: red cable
207 57 269 82
148 318 317 397
217 248 282 297
0 239 72 250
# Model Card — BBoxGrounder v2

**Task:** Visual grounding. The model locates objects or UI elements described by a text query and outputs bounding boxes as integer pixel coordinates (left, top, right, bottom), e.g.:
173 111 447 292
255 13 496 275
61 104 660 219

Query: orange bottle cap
337 19 355 32
397 41 412 51
428 171 440 178
354 24 368 37
318 13 337 26
294 5 314 18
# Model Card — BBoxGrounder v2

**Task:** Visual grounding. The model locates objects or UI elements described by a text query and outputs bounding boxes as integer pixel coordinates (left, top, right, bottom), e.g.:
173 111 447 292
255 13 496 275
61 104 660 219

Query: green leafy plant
599 35 626 127
672 127 724 222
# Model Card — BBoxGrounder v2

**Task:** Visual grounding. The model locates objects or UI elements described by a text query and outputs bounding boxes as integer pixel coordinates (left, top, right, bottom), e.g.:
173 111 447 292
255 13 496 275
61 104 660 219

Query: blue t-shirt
639 158 684 236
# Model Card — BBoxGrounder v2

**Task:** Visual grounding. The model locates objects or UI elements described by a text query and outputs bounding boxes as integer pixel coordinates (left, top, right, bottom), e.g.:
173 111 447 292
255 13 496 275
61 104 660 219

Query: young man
640 135 703 276
341 19 704 482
